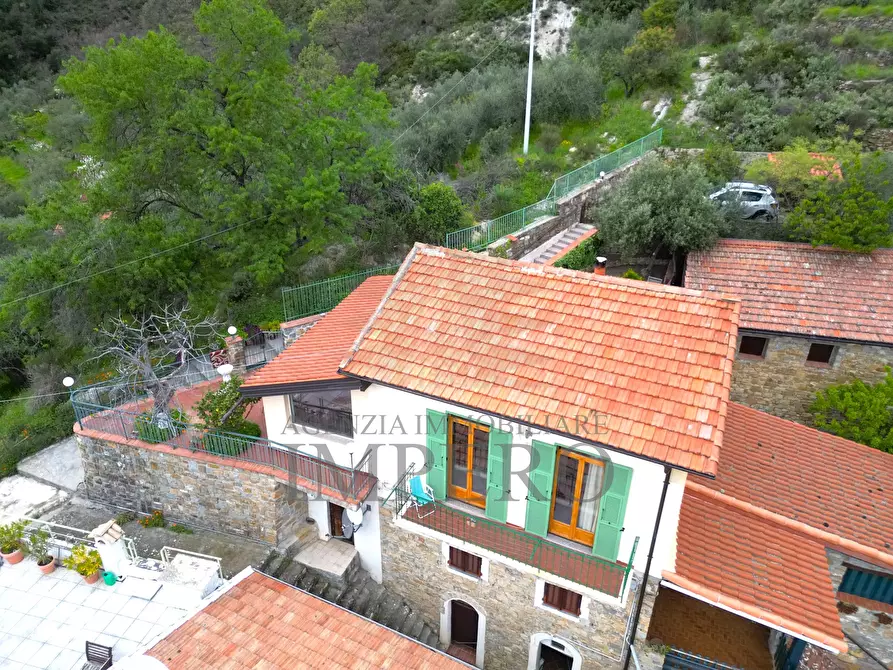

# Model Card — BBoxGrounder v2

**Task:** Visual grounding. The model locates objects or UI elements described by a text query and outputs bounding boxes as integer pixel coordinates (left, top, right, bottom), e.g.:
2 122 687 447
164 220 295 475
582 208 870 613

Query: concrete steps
533 223 595 264
262 549 442 650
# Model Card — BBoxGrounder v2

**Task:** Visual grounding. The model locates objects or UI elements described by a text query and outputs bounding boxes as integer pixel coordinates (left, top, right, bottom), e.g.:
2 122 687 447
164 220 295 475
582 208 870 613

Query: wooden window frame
548 449 604 547
806 342 836 367
542 583 583 617
448 546 483 578
447 416 489 509
737 335 768 360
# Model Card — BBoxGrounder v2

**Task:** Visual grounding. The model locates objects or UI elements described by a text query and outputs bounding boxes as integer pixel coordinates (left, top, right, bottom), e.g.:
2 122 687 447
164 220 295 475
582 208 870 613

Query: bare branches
93 304 221 420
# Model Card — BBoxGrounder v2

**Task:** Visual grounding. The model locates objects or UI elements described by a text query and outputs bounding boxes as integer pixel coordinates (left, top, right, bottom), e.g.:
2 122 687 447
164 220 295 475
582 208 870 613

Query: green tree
0 0 397 363
700 143 741 185
411 182 468 244
597 157 725 258
616 28 685 96
810 370 893 454
642 0 680 28
786 152 893 252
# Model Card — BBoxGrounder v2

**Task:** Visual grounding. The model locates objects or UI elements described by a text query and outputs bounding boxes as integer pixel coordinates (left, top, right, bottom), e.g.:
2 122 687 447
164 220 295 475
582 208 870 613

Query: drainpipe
622 465 672 670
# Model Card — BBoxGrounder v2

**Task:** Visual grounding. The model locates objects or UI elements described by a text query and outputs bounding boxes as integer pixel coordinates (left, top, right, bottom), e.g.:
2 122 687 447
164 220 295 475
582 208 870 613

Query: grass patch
0 156 28 187
831 30 893 49
842 62 893 79
819 2 893 18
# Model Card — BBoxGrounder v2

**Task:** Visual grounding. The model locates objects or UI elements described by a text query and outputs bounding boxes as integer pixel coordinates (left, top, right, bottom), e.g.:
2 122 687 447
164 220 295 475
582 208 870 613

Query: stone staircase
533 222 595 264
259 548 442 650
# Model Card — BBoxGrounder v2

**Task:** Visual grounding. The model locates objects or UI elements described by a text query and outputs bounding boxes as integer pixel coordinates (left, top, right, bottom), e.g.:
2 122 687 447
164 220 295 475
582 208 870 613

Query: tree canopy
811 370 893 454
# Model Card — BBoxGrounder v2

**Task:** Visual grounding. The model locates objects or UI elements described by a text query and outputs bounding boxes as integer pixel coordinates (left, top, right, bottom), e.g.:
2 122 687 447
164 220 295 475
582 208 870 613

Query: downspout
622 465 672 670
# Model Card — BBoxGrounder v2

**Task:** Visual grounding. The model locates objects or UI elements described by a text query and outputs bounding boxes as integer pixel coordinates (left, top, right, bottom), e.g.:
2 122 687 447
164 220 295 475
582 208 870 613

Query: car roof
725 182 772 192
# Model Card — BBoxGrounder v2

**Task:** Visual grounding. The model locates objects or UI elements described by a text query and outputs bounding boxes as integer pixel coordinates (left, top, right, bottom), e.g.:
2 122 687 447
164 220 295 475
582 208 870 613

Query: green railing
281 264 400 321
390 468 639 598
445 128 663 251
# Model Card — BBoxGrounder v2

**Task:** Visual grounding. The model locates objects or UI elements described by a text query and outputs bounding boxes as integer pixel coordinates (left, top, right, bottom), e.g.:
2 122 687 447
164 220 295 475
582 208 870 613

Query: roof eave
240 377 364 398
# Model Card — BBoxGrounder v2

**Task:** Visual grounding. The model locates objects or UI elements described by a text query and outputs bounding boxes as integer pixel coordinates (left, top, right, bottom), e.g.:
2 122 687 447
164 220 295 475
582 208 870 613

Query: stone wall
379 505 657 670
78 433 308 546
729 334 893 424
827 550 893 669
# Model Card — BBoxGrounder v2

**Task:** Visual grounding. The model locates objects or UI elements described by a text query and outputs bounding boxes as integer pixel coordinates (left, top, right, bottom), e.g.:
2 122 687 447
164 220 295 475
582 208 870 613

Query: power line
0 390 72 403
0 214 272 310
389 18 530 147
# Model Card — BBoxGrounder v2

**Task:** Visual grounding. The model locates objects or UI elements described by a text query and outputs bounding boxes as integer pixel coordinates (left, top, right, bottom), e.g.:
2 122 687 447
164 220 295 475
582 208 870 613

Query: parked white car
709 182 779 221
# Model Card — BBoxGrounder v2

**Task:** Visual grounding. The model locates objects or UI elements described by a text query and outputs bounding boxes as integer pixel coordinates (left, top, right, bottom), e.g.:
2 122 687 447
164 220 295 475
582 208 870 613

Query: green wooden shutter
485 428 512 523
525 441 557 538
593 462 633 561
426 409 448 499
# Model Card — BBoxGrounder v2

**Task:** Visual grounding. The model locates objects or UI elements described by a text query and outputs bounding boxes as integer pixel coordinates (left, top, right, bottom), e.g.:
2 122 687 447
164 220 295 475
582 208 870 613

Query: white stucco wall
259 383 689 580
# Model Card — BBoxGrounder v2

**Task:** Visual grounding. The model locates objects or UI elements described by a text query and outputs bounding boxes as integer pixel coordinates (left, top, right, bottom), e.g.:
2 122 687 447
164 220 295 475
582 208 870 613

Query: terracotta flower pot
83 571 101 584
0 548 24 565
38 559 56 575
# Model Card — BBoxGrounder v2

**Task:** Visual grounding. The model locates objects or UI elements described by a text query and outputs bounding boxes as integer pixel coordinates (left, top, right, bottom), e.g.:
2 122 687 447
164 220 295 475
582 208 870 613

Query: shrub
810 370 893 453
135 409 187 444
538 125 563 153
643 0 680 28
412 49 475 85
63 544 103 576
411 182 468 244
700 143 740 185
0 520 27 554
480 126 513 160
554 235 603 271
27 528 53 566
169 522 194 534
0 398 75 478
139 510 166 528
622 268 645 280
701 10 737 44
619 28 686 95
115 512 136 526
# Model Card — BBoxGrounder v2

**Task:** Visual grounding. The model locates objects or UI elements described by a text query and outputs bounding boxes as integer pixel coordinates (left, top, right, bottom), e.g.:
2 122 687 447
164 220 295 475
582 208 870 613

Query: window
448 547 483 577
741 191 764 202
290 389 353 437
549 450 604 546
542 583 583 617
838 566 893 606
806 343 835 366
738 335 768 358
448 416 490 508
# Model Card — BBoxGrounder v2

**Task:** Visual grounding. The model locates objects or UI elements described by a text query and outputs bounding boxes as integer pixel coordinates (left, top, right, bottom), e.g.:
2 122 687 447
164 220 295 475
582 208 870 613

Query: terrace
71 365 376 508
389 471 638 600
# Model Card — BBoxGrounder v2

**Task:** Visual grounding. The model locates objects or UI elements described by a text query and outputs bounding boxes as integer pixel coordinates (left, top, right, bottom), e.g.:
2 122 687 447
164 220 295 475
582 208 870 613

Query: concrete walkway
0 477 68 523
17 438 83 493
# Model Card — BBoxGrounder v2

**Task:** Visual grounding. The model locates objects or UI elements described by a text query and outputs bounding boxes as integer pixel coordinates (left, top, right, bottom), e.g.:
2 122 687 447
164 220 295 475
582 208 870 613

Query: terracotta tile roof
243 276 393 390
340 244 741 476
685 239 893 344
664 488 847 653
148 570 469 669
698 402 893 569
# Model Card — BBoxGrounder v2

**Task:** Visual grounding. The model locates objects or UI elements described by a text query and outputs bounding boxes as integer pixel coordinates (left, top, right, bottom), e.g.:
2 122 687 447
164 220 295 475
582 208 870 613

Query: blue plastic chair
409 476 436 519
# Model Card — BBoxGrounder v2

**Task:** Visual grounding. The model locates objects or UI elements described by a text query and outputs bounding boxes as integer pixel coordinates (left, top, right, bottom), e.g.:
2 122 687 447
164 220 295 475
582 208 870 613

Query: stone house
685 239 893 424
72 243 893 670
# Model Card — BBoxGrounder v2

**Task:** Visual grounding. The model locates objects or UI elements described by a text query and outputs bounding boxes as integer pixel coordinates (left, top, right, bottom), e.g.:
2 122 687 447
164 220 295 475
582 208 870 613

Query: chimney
594 257 607 275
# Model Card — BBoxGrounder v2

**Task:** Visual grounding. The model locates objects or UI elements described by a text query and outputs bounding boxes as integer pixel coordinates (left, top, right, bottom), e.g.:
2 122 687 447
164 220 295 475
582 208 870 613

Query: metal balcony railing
388 468 638 598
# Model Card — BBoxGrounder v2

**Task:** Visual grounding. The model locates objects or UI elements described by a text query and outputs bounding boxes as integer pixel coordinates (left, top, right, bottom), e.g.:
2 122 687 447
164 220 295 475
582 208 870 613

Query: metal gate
244 330 284 368
663 649 744 670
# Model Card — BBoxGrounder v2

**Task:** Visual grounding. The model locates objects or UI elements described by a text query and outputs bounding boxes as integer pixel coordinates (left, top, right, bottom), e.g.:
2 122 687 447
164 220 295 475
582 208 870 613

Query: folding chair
409 476 436 519
82 641 113 670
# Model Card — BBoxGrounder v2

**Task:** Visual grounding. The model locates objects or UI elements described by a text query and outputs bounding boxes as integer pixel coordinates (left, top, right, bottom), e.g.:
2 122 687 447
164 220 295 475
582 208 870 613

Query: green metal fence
445 128 663 251
281 264 400 321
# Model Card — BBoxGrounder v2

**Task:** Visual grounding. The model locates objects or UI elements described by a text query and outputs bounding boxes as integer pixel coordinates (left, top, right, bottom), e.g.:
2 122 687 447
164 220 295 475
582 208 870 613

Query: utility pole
522 0 537 155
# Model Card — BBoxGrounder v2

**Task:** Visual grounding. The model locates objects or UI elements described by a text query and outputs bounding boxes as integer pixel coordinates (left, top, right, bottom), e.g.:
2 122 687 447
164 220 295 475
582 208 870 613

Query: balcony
389 472 638 599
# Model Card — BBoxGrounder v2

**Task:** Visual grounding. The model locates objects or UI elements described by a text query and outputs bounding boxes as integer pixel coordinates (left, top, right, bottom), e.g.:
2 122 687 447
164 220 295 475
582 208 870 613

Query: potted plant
0 521 27 564
28 528 55 574
63 544 103 583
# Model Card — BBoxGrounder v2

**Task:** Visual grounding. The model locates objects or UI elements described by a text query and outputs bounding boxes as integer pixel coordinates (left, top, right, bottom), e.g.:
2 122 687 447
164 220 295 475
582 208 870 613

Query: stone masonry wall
78 433 307 546
729 334 893 424
379 506 657 670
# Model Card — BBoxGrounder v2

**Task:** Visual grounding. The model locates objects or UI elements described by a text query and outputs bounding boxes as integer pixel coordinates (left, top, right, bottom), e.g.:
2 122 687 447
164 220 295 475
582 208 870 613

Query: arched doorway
528 634 583 670
441 598 486 667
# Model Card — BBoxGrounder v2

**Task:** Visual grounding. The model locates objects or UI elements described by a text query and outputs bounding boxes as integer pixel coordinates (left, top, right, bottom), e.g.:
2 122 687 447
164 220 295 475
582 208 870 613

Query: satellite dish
341 508 356 539
345 506 365 526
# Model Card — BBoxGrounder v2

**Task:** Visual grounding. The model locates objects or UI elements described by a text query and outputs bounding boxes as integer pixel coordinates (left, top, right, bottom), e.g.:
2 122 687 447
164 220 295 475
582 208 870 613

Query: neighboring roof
242 276 393 392
698 402 893 569
664 488 846 653
148 570 468 669
340 244 741 476
685 239 893 344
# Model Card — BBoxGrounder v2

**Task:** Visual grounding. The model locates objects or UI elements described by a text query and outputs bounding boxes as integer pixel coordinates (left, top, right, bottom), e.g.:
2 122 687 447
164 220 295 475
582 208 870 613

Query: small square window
448 546 482 577
542 583 582 617
806 343 835 366
738 336 768 358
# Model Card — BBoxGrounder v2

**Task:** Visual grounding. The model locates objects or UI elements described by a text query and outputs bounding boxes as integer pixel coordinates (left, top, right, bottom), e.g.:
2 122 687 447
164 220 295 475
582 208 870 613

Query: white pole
522 0 537 155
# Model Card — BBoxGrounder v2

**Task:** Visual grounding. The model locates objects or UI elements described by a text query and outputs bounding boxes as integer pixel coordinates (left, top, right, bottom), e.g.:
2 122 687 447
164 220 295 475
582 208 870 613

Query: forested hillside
0 0 891 465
